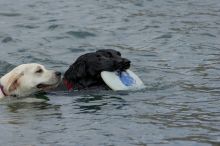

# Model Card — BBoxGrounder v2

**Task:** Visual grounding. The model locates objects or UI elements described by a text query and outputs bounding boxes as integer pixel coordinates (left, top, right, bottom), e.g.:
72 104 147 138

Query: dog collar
0 84 7 96
63 79 74 91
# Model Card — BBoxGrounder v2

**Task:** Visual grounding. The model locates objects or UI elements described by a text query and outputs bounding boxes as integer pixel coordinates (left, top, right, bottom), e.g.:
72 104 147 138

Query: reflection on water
0 0 220 145
75 95 127 113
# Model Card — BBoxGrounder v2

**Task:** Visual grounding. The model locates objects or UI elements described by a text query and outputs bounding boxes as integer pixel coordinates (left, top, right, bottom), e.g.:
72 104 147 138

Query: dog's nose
55 71 61 76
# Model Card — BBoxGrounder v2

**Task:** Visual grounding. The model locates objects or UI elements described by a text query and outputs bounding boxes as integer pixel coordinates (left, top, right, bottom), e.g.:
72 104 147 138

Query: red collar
0 84 7 96
63 79 74 91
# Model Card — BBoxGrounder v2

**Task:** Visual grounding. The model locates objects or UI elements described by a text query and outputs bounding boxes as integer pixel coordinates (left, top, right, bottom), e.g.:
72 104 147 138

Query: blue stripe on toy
118 71 135 86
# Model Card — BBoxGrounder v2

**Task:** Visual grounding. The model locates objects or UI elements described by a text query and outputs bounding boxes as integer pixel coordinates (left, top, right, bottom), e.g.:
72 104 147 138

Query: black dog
63 49 131 90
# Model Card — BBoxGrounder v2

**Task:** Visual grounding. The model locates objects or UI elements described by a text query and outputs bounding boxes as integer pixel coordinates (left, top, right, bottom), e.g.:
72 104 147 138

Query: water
0 0 220 145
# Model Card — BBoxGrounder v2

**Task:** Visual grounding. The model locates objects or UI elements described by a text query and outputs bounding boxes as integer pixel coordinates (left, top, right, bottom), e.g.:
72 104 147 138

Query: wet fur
64 49 131 89
0 63 61 98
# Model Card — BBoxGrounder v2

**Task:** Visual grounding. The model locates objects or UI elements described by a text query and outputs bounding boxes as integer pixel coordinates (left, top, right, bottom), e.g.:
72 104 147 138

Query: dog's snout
113 58 131 70
55 71 61 76
122 58 131 64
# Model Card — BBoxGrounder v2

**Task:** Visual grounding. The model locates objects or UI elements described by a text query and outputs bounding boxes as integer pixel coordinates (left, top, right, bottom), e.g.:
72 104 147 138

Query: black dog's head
63 49 130 89
96 49 130 71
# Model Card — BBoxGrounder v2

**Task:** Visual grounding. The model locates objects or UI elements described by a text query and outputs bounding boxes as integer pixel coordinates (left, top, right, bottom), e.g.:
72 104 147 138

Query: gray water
0 0 220 145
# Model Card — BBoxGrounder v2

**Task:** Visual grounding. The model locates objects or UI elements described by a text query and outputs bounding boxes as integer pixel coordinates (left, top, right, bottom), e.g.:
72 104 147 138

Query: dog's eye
36 69 43 73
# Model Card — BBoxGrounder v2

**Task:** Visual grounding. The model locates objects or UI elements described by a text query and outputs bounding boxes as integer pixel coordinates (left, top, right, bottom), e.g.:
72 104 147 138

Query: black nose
55 71 61 76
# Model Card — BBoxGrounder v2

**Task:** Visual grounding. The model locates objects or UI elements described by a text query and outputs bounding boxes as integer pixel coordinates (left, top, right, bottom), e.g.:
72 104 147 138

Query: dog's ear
64 61 87 81
75 61 87 78
87 66 98 77
6 73 23 93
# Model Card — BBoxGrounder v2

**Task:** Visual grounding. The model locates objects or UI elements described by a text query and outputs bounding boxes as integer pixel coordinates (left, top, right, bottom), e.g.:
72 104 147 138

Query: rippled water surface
0 0 220 145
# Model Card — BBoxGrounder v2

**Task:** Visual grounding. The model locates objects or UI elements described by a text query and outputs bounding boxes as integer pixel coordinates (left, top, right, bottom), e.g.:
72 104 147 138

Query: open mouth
37 81 60 90
37 84 53 89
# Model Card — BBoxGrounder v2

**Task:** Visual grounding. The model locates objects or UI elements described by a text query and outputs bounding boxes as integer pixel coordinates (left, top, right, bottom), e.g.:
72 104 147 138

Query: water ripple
0 12 21 17
1 37 13 43
66 31 96 38
0 0 220 145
